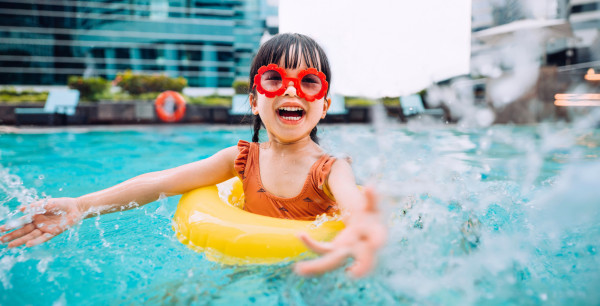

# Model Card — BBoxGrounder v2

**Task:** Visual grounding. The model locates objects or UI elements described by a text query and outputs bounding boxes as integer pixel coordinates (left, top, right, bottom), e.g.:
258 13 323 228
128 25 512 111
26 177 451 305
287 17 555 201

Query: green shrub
382 97 400 106
0 94 48 103
0 87 49 103
0 87 17 96
345 97 376 107
100 91 163 102
116 70 187 95
188 94 232 106
95 91 181 102
232 80 249 94
67 76 111 101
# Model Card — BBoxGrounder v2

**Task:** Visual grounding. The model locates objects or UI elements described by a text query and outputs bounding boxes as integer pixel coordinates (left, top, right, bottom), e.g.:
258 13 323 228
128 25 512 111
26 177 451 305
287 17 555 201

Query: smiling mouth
277 106 305 121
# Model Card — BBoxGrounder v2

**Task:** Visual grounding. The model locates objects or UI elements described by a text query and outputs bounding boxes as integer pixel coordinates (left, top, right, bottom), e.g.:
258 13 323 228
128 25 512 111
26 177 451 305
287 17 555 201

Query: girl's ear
322 98 331 119
250 93 259 115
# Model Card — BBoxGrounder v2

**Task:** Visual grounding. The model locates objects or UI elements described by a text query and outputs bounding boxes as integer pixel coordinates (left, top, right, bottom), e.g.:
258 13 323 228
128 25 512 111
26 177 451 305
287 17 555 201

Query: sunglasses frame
253 64 328 102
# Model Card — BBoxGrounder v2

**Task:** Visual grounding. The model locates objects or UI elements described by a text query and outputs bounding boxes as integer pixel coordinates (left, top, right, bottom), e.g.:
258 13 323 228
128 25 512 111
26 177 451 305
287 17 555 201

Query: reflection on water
0 121 599 304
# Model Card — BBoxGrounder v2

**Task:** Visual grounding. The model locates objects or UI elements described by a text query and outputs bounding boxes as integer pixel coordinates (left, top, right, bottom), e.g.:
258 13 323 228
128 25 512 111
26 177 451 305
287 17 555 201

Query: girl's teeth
279 107 303 111
278 106 303 121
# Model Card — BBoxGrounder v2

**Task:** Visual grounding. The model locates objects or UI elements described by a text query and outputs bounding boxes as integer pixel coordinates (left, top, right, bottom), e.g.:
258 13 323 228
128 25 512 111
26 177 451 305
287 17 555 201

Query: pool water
0 122 599 305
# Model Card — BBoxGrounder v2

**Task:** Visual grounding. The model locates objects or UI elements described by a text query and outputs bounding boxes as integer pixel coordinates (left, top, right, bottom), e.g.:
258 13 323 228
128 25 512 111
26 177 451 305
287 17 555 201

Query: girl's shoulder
213 145 241 163
325 153 354 185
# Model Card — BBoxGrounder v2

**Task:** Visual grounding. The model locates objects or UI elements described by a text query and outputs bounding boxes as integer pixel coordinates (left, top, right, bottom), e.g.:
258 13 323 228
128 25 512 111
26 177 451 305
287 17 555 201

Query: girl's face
250 55 330 144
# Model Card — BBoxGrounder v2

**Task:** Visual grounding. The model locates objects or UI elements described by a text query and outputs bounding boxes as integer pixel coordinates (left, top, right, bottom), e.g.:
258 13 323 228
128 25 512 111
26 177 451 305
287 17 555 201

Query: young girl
0 33 386 278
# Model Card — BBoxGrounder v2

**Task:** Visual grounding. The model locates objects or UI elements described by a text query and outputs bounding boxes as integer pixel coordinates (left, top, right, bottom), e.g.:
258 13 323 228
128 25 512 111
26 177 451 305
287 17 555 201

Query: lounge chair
15 89 80 126
399 94 444 122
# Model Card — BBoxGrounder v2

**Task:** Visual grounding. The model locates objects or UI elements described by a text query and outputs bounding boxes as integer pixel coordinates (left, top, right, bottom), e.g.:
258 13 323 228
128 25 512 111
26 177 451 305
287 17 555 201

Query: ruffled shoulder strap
234 140 251 179
312 155 337 192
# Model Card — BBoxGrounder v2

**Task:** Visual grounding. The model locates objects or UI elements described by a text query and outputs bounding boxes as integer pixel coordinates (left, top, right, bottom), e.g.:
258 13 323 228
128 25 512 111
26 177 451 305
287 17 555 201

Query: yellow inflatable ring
173 178 345 265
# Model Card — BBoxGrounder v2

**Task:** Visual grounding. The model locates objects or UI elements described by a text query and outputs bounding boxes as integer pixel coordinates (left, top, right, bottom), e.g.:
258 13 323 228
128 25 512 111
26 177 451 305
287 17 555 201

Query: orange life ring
155 91 186 122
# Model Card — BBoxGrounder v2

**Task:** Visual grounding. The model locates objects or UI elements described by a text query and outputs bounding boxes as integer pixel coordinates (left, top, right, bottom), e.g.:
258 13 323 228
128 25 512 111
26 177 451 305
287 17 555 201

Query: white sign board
279 0 471 98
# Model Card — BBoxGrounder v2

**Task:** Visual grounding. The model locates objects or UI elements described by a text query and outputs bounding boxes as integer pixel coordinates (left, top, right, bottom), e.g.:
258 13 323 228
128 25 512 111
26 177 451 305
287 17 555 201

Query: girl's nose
283 80 297 96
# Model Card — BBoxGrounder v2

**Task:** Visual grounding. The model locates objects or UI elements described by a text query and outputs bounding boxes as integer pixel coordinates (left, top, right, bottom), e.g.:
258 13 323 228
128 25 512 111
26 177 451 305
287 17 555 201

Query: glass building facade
0 0 278 87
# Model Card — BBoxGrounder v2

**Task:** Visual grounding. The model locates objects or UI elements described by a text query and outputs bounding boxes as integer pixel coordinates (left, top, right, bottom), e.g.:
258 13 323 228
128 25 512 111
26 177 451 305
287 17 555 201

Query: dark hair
249 33 331 143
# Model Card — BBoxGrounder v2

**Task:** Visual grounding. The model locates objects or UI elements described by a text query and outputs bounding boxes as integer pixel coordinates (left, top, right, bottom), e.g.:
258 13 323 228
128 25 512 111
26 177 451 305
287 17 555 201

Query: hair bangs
281 42 322 71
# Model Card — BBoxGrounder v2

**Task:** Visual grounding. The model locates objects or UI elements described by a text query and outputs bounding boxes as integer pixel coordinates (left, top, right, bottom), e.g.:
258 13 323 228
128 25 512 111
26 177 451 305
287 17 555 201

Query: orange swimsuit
234 140 339 220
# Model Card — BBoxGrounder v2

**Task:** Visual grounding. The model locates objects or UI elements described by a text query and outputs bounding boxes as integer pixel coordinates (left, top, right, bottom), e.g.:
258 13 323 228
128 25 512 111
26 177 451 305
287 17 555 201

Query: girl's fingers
7 228 42 248
294 248 349 276
26 233 54 247
0 223 35 244
346 244 376 278
1 214 33 232
297 232 334 255
363 187 378 212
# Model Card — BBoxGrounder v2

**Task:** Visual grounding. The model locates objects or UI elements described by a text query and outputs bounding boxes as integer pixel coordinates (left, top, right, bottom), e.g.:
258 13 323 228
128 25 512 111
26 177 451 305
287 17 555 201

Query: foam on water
0 121 599 304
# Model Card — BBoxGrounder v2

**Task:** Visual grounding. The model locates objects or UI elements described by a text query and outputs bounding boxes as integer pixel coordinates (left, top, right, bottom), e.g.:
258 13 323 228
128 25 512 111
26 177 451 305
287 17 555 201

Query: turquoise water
0 123 599 305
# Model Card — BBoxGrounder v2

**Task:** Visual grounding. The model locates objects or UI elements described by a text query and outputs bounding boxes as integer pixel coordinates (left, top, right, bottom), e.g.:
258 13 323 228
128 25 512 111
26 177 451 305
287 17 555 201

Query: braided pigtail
310 126 319 144
252 115 262 142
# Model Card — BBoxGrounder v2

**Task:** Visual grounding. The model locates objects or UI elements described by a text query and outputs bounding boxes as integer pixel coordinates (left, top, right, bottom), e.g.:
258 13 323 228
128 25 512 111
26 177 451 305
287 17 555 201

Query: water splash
311 212 341 228
359 120 599 303
0 166 42 230
0 166 39 210
485 30 542 109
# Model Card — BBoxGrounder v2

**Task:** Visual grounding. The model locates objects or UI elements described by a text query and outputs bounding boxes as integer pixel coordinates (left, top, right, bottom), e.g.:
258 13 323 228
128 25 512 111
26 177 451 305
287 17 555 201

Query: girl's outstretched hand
294 187 386 278
0 198 84 248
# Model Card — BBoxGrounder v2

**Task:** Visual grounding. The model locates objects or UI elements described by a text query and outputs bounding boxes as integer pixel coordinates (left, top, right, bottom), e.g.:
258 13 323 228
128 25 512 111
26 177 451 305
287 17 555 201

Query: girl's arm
77 146 239 215
0 146 239 248
294 159 386 278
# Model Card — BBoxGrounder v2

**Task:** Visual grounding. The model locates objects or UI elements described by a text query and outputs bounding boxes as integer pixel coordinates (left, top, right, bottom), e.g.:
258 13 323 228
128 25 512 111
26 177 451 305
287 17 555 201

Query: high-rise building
0 0 279 87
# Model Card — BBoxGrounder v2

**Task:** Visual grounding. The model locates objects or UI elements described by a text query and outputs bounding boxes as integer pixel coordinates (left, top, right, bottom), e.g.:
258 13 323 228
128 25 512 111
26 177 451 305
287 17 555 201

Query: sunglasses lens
300 74 323 96
260 70 283 92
